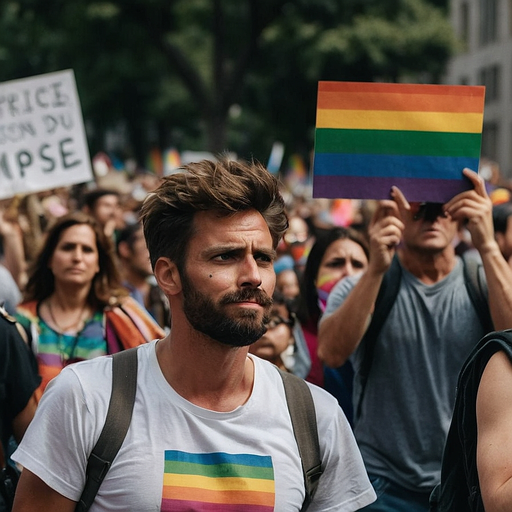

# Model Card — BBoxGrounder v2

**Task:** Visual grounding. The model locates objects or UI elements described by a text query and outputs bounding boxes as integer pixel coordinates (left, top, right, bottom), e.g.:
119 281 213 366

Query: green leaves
0 0 458 165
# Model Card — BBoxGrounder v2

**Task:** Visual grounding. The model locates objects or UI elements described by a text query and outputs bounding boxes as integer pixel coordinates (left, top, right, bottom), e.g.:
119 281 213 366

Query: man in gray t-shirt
318 168 512 512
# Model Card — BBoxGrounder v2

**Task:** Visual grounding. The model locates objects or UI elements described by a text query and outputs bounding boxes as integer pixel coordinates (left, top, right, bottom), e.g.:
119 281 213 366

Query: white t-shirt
13 340 375 511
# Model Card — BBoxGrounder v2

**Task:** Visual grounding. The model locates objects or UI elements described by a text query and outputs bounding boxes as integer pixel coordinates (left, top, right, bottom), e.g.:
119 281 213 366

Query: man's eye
215 253 233 261
256 254 273 263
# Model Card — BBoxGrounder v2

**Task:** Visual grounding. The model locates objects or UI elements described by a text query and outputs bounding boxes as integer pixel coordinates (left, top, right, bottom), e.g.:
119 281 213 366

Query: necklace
48 298 88 334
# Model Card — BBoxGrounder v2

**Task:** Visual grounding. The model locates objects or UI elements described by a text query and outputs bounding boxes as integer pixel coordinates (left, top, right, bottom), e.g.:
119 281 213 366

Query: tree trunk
206 112 228 154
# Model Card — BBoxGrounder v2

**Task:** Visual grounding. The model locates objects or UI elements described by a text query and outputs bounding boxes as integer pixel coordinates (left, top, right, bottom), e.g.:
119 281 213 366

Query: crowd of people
1 157 512 511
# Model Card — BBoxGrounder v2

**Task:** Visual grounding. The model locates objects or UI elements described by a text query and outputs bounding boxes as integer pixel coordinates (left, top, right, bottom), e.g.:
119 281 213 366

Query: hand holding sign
367 198 404 275
445 168 495 253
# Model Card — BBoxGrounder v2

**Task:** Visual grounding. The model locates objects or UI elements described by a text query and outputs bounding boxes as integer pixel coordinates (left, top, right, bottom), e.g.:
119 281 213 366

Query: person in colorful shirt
12 159 375 512
15 211 164 400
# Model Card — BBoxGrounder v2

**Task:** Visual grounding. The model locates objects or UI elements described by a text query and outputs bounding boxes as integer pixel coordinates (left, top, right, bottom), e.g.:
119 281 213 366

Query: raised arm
445 169 512 330
476 350 512 512
317 197 404 367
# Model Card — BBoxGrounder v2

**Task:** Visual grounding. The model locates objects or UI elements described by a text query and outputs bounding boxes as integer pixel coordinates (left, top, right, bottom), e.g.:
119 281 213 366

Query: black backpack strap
75 347 139 512
279 369 322 512
356 254 402 419
462 254 493 333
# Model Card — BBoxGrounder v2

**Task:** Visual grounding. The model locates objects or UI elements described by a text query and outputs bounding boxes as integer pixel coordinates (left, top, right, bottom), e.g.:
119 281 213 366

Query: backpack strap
75 347 139 512
461 254 493 333
278 369 322 512
76 350 320 511
356 254 402 419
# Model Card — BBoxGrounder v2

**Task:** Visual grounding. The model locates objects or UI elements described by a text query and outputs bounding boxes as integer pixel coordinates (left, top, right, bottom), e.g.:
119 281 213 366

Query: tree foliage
0 0 458 165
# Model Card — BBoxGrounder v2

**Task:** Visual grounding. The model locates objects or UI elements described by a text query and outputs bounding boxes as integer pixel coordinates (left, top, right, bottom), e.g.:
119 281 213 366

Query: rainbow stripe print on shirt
161 450 275 511
312 81 486 203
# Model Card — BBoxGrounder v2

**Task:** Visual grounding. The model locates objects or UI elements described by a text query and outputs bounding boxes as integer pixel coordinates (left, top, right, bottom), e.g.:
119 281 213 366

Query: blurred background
0 0 510 187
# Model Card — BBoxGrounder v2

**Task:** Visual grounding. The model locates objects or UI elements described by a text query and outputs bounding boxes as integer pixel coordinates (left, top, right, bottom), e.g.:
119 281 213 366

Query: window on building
509 0 512 35
481 122 499 161
479 64 501 102
480 0 498 45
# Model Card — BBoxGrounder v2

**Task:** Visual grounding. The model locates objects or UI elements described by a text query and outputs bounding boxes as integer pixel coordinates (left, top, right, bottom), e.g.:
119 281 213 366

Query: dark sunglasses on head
409 202 447 222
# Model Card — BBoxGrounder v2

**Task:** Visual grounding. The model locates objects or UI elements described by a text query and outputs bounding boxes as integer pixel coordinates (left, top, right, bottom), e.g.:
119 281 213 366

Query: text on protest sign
0 69 93 199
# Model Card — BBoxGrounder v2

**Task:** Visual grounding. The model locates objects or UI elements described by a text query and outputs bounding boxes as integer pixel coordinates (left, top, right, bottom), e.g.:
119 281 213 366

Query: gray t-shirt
322 257 487 491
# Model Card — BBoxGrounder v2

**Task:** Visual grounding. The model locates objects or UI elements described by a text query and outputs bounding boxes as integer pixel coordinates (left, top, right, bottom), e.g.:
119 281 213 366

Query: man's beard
181 271 273 347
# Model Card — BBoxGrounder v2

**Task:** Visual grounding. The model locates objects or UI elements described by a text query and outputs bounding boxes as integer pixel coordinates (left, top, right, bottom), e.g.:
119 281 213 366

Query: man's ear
154 257 182 296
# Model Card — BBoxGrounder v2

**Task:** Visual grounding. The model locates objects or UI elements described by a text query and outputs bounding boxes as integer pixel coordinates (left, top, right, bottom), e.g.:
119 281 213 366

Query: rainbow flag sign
312 81 486 203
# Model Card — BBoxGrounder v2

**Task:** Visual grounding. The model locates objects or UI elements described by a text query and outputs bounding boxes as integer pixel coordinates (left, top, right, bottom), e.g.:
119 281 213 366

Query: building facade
444 0 512 181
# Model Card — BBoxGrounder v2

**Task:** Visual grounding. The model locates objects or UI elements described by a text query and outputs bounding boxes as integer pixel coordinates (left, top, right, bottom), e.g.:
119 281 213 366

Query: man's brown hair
140 158 288 271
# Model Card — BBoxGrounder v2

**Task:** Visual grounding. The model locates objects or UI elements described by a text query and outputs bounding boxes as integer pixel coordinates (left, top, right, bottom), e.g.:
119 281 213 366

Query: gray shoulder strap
279 369 322 512
75 347 139 512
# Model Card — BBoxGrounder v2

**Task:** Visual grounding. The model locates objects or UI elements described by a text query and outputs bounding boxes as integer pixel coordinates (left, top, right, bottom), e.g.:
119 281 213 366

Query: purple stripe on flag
312 175 472 202
161 499 273 512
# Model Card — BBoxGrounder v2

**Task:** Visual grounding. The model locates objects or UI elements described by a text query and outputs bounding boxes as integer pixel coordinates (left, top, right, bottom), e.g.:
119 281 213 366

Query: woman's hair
23 211 126 307
140 158 288 272
296 226 369 326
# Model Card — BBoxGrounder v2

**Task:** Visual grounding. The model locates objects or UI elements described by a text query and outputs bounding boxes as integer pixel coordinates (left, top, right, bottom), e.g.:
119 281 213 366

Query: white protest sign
0 69 93 199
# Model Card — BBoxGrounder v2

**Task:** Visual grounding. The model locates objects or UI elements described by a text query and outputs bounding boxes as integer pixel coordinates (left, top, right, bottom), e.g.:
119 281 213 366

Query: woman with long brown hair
16 211 164 398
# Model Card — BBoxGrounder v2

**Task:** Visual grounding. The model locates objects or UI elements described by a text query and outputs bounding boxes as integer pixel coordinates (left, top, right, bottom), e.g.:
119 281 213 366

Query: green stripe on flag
315 128 481 158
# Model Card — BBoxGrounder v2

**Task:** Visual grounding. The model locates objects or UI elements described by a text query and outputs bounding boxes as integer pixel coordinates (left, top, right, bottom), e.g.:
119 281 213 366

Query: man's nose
239 257 263 287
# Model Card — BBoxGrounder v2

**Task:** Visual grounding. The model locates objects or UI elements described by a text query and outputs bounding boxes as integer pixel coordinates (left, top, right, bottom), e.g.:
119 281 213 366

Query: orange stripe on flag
317 91 485 113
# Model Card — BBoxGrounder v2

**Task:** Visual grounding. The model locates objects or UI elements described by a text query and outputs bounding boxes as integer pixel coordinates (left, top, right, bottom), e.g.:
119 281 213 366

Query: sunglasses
409 202 447 222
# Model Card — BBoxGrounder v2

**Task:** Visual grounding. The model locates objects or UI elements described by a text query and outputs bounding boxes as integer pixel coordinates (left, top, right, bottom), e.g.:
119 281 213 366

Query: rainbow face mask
316 273 341 313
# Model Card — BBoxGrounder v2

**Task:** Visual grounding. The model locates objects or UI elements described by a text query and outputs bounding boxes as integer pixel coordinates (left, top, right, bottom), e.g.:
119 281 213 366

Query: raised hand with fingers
367 196 405 275
444 168 495 254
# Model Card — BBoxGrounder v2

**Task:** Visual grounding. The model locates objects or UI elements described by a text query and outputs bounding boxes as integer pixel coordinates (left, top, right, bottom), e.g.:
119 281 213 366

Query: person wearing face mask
283 215 315 276
296 226 369 417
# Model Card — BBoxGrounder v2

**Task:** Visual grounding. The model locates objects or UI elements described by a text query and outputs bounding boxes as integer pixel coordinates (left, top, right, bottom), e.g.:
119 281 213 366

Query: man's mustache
220 289 273 307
